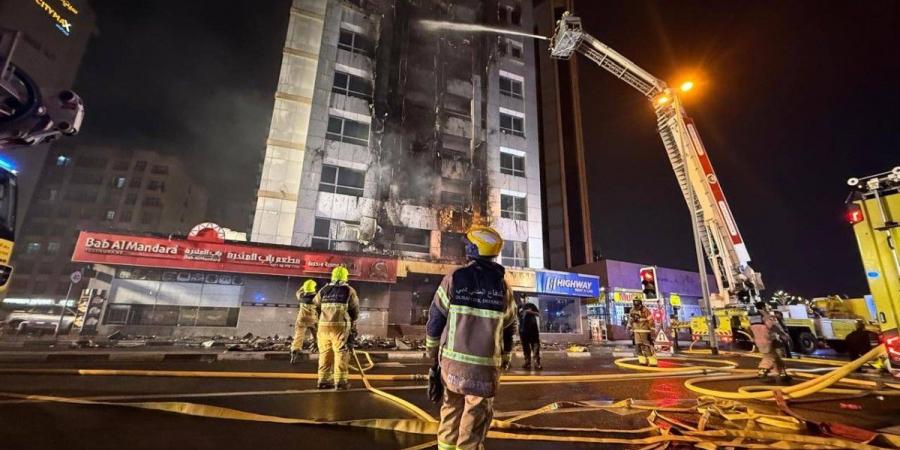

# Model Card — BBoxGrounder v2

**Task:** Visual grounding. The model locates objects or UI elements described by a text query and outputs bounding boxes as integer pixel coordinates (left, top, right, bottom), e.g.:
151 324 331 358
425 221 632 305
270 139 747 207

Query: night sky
73 1 898 297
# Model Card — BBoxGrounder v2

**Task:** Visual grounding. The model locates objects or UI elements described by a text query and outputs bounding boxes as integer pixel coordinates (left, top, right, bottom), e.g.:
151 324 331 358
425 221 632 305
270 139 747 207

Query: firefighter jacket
628 306 654 332
425 259 518 398
313 282 360 331
294 291 318 327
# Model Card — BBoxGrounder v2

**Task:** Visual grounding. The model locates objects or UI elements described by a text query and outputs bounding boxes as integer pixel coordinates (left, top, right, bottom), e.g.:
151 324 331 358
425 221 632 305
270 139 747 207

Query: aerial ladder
549 13 763 306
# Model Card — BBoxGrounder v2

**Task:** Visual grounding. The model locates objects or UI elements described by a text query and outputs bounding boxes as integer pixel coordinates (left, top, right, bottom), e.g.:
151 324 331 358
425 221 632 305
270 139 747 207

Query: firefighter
748 301 790 381
518 300 542 370
290 279 319 364
314 266 360 390
426 225 518 450
627 294 657 366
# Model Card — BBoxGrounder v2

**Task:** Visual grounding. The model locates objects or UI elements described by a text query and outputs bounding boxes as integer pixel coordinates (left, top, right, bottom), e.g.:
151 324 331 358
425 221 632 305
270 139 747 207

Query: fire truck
846 167 900 370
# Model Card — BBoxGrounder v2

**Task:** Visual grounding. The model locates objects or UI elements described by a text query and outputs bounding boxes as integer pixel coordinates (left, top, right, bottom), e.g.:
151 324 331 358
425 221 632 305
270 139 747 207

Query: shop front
514 270 602 344
69 224 398 338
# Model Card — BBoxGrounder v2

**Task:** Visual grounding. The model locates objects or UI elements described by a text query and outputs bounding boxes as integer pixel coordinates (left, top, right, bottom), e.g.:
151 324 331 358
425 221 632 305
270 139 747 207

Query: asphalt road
0 353 897 449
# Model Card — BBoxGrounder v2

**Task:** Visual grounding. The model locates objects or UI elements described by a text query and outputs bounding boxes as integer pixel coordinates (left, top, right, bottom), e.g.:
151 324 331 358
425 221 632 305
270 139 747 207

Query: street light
679 81 695 92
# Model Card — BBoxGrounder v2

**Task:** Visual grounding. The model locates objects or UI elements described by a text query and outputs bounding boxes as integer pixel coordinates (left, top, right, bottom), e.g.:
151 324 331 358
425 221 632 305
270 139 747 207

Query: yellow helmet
331 266 350 283
465 225 503 258
300 279 317 294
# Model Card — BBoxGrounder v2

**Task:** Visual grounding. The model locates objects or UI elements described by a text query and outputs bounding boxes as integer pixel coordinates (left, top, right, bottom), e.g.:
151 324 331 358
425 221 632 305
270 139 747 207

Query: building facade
575 259 717 340
252 0 544 270
6 145 207 300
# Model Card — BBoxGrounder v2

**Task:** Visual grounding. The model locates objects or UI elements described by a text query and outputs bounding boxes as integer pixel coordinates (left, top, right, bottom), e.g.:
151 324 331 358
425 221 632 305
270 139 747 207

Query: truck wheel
794 332 817 354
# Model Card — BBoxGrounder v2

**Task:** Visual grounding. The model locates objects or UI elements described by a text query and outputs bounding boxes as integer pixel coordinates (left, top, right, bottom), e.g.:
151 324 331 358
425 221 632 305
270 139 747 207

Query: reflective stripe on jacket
314 282 360 330
295 291 318 326
425 259 517 398
628 306 654 331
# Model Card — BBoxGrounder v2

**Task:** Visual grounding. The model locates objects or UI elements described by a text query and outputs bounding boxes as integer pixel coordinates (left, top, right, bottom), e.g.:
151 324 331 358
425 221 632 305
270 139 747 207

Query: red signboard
71 231 397 283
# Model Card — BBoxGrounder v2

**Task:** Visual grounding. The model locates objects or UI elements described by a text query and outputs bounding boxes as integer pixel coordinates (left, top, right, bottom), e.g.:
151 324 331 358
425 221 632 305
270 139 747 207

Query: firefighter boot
523 357 532 370
290 350 301 364
317 382 334 390
777 370 792 383
535 357 543 371
638 355 648 366
757 368 770 379
336 381 351 390
648 356 658 367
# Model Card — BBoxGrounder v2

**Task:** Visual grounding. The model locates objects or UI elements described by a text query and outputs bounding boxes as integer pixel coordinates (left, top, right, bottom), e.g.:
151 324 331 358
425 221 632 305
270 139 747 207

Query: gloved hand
427 362 443 404
501 353 511 370
348 327 358 349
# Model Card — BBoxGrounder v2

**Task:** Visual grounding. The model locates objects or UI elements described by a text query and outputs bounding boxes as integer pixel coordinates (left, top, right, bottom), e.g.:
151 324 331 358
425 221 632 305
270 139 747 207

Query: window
46 242 61 255
142 197 162 207
332 72 372 101
134 161 147 172
499 112 525 137
56 155 71 166
440 232 466 260
499 75 523 99
500 150 525 177
311 217 359 250
129 177 142 188
105 210 116 221
500 193 527 220
498 4 521 26
25 242 41 254
114 176 126 188
140 211 159 225
338 29 368 55
125 193 138 206
118 210 133 223
440 191 466 207
326 116 369 146
501 240 528 267
150 164 169 175
510 42 523 59
319 164 365 197
147 180 162 191
74 156 108 169
395 228 431 254
113 160 130 171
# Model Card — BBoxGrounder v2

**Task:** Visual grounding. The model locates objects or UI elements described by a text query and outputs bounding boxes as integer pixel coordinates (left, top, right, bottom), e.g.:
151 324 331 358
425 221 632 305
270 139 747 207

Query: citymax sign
535 270 601 297
72 230 397 283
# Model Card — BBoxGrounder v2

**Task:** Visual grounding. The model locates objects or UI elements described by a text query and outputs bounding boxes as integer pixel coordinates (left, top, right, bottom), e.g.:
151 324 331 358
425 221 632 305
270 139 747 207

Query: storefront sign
669 293 682 307
506 269 536 291
535 271 600 297
72 231 398 283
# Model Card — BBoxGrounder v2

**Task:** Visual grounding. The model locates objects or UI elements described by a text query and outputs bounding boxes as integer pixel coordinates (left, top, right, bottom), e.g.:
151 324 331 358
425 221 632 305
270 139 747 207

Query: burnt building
251 0 546 333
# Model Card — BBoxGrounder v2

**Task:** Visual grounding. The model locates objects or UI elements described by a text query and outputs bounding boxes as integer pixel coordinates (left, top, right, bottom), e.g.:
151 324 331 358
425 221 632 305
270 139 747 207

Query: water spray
417 20 548 40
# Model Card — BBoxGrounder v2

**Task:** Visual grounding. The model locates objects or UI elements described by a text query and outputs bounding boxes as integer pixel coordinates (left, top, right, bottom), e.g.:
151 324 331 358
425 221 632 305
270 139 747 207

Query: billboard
71 231 398 283
535 270 601 297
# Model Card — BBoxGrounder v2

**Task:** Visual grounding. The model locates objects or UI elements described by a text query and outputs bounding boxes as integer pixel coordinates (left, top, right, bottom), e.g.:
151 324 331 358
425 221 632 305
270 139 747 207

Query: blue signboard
535 271 601 297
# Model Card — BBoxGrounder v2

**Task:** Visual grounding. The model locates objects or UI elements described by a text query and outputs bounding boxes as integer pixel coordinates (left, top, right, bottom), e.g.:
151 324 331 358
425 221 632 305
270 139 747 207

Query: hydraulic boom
549 13 763 305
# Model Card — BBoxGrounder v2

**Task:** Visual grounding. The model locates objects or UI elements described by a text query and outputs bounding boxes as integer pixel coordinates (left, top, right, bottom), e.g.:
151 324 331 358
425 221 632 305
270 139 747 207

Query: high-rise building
252 0 544 271
7 145 207 300
534 0 594 270
0 0 97 231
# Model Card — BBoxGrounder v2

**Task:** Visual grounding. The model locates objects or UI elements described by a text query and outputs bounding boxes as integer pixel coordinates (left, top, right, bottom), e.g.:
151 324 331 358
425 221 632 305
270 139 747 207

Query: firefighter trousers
437 387 493 450
521 335 541 366
291 321 316 352
633 330 655 357
316 326 350 384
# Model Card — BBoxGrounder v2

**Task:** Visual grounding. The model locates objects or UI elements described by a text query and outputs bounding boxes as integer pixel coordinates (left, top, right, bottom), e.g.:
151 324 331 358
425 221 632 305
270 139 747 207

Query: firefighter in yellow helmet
290 279 319 364
426 225 518 450
627 294 657 366
313 266 360 390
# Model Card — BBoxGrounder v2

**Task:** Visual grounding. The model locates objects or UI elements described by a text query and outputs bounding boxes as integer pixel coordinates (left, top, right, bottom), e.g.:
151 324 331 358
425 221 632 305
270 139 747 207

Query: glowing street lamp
679 80 695 92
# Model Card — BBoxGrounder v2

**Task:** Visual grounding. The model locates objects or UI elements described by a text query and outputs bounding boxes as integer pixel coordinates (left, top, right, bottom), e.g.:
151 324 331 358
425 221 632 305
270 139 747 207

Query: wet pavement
0 352 897 449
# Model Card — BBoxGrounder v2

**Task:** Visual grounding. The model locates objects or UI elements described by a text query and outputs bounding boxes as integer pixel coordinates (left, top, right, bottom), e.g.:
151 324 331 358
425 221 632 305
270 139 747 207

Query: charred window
395 228 431 254
501 240 528 267
338 29 369 55
499 112 525 137
319 164 365 197
440 232 467 260
312 217 360 250
500 151 525 177
499 75 523 99
501 193 527 220
326 116 370 146
332 72 372 101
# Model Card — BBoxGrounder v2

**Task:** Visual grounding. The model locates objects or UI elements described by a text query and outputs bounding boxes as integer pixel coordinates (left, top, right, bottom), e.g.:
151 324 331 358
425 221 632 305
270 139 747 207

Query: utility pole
54 270 82 339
